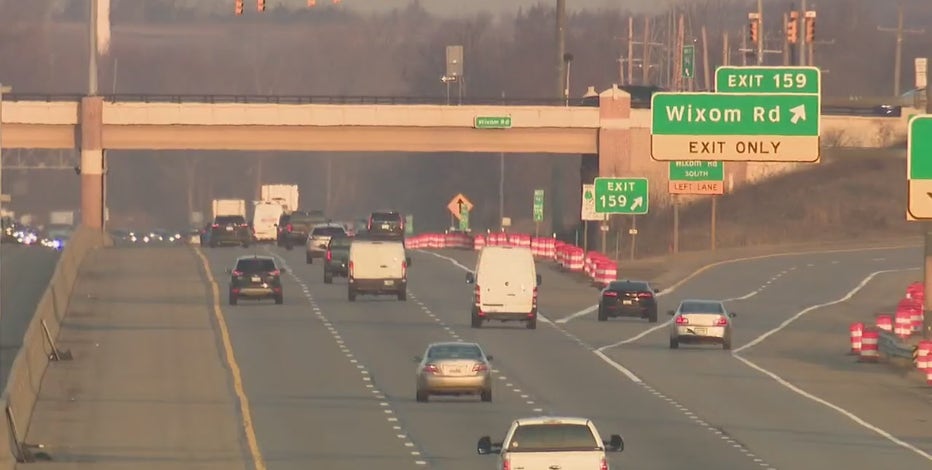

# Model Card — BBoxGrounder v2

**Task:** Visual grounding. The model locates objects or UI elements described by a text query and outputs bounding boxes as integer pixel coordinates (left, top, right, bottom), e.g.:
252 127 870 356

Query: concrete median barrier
0 226 109 469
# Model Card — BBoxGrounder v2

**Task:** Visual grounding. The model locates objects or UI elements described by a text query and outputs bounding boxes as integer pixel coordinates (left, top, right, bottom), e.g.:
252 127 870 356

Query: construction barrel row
850 281 930 384
404 231 619 287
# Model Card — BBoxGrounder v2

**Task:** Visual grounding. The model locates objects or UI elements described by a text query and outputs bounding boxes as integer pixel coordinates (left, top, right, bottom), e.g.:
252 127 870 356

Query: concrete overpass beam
597 85 632 178
80 97 104 230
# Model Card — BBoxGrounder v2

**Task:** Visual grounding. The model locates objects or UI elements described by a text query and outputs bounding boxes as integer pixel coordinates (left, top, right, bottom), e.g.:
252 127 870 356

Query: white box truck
212 199 246 220
260 184 299 213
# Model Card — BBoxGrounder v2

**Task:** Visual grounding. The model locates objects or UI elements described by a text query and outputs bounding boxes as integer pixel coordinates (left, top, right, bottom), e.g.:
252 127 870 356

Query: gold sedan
415 341 493 403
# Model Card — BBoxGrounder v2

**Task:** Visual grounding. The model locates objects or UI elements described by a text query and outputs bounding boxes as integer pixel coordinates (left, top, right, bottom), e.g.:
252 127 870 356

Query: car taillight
675 316 689 325
211 224 219 228
473 363 488 372
348 261 354 277
367 219 372 230
600 457 608 470
502 459 510 470
286 224 293 232
423 364 440 374
715 315 728 326
269 270 280 277
232 270 243 277
402 260 407 278
326 250 332 261
603 291 618 297
240 223 249 227
638 291 653 298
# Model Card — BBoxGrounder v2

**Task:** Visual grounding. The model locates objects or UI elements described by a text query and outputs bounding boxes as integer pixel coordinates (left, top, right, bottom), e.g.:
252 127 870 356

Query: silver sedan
668 299 737 350
415 341 493 403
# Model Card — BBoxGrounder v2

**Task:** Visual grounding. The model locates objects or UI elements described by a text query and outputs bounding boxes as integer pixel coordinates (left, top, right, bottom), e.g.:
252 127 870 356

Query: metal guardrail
2 93 907 118
877 330 917 360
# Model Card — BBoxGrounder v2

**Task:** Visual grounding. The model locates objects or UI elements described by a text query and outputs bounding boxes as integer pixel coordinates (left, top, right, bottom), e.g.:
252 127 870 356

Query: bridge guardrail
0 226 110 469
1 93 912 117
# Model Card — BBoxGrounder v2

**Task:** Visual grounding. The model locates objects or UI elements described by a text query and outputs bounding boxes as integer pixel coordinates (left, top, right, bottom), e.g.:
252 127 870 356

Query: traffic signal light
235 0 244 15
257 0 266 12
787 11 799 44
805 13 816 42
748 13 760 44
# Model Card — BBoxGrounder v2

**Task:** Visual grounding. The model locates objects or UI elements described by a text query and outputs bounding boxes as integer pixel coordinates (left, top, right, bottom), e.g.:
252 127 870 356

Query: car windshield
610 281 650 291
329 237 352 248
289 212 324 224
680 300 725 313
507 424 601 452
426 344 483 360
215 215 245 225
371 213 401 223
313 226 346 237
235 258 277 273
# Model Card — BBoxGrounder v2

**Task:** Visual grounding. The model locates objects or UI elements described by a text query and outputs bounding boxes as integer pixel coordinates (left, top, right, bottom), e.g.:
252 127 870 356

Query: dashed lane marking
269 253 431 467
424 250 778 469
193 247 267 470
406 292 554 416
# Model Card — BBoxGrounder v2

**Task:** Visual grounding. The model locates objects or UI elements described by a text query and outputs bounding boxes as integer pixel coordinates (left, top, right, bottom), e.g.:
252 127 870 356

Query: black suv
323 234 352 284
597 280 659 322
277 210 326 249
209 215 252 248
367 211 404 237
227 255 286 305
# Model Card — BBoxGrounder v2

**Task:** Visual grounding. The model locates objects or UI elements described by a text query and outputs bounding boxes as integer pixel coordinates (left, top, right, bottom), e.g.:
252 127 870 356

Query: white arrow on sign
789 104 807 124
630 196 644 212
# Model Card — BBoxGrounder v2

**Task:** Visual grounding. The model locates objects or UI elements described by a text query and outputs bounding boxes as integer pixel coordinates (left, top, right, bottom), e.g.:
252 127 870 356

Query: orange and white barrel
543 237 556 260
875 314 894 332
858 328 880 362
894 310 912 339
567 248 585 272
473 234 485 251
915 340 932 371
849 322 863 354
596 261 618 287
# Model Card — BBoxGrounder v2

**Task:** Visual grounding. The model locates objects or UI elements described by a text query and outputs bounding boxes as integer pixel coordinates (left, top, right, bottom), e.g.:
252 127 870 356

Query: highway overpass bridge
1 86 909 230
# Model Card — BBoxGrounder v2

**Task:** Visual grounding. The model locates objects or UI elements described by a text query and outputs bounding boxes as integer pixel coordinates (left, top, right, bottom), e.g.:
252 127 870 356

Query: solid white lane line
732 267 932 462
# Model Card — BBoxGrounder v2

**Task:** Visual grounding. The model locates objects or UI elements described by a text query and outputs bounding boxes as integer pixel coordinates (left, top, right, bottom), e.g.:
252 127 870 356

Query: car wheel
648 309 658 323
397 289 407 301
416 389 429 403
324 271 333 284
307 256 313 264
722 337 732 350
480 388 492 402
348 288 356 302
242 242 250 248
229 292 238 306
597 305 607 322
526 318 537 330
669 337 679 349
285 241 293 251
470 308 482 328
274 294 284 305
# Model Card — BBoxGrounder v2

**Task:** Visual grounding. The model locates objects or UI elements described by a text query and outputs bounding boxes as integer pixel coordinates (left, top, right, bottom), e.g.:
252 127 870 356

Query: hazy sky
223 0 668 15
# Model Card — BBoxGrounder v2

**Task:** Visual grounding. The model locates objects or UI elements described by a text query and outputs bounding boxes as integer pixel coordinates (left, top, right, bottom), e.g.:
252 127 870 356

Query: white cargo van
466 246 542 329
252 202 284 242
347 239 408 301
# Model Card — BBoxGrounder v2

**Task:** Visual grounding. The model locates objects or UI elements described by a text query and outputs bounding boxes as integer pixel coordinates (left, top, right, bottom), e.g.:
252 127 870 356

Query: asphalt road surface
21 242 932 470
0 244 60 390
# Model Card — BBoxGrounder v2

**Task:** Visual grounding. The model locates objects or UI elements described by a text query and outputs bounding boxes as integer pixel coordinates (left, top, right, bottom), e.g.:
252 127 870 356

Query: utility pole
553 0 567 238
556 0 566 99
799 0 808 65
701 26 711 91
878 5 925 96
756 0 764 65
642 16 652 84
722 32 730 68
89 0 99 96
627 17 635 86
783 13 790 66
925 58 932 339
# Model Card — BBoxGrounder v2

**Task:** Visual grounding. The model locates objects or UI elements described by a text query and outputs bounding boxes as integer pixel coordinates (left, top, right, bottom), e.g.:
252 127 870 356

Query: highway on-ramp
0 244 60 390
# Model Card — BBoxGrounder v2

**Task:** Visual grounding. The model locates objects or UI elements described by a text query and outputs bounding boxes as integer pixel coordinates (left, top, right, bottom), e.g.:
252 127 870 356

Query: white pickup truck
477 416 624 470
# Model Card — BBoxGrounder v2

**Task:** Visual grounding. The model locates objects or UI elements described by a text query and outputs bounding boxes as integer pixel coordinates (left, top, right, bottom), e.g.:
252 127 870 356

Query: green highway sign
650 92 820 162
474 116 512 129
669 161 724 181
715 66 821 94
907 115 932 219
459 205 470 231
682 45 695 79
594 177 649 215
533 189 544 222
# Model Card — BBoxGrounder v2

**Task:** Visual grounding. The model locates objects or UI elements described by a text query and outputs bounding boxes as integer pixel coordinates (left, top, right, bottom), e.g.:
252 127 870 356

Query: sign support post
711 196 718 250
925 57 932 338
533 189 544 238
629 216 637 260
672 196 679 253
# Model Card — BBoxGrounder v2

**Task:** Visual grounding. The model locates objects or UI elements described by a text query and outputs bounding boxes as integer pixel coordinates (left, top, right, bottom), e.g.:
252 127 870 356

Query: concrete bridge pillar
597 84 632 178
80 97 104 230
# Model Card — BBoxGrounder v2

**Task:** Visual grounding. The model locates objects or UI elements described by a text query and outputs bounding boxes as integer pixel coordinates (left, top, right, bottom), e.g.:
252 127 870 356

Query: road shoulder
22 247 250 470
742 269 932 454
